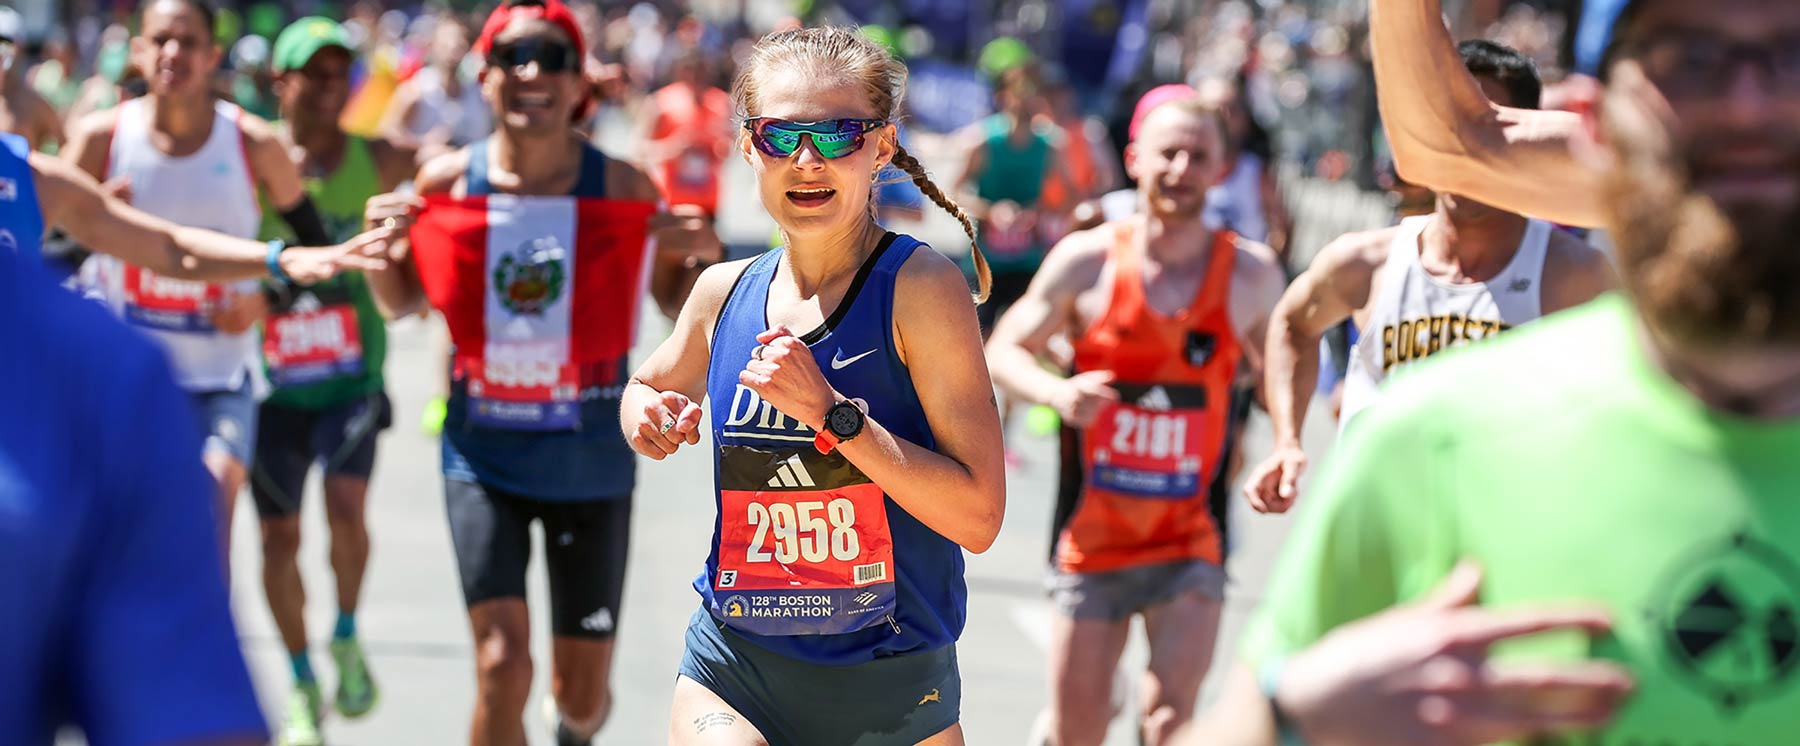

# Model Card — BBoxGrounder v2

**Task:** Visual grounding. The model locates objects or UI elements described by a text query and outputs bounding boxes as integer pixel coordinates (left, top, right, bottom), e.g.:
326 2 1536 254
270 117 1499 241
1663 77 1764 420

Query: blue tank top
0 133 44 262
697 233 968 666
440 138 635 500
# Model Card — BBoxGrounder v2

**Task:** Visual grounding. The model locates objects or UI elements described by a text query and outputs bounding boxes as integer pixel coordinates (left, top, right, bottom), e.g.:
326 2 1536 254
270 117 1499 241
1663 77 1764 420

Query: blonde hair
731 26 990 303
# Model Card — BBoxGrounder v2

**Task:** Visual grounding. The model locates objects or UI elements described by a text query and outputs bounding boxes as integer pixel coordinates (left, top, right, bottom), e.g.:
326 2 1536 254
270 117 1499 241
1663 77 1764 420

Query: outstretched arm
1371 0 1603 227
33 153 391 283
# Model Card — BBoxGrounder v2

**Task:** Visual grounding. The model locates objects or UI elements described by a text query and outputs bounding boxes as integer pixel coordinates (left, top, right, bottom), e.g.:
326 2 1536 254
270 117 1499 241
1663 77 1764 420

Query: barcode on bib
854 561 888 585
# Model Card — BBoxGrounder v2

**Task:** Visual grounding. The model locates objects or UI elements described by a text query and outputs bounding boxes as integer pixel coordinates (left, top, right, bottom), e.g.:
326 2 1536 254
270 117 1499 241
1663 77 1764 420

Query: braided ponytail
890 145 990 303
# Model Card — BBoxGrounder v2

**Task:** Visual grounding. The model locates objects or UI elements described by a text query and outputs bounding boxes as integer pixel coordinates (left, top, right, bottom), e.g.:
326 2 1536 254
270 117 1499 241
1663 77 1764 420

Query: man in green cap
252 16 421 746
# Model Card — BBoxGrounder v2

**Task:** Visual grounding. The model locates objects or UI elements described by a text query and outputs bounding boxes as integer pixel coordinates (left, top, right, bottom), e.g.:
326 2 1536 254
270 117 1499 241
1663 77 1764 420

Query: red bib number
263 305 364 386
122 266 224 333
465 357 582 430
713 445 897 636
1085 384 1211 499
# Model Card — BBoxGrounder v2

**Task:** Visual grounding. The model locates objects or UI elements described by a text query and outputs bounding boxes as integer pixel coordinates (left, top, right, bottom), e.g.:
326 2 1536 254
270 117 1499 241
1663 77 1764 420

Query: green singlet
1242 294 1800 744
258 134 388 411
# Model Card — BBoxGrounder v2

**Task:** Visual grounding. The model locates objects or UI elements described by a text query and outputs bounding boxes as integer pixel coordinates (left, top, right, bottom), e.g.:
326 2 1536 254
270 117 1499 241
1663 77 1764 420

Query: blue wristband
265 239 290 283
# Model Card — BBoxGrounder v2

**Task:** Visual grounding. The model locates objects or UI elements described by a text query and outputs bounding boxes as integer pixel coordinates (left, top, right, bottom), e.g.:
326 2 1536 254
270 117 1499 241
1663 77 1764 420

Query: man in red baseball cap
363 2 719 744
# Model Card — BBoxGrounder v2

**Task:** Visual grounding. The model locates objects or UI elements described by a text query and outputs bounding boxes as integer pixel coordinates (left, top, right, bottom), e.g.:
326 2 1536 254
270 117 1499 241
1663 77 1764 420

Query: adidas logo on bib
767 454 817 488
1137 385 1173 412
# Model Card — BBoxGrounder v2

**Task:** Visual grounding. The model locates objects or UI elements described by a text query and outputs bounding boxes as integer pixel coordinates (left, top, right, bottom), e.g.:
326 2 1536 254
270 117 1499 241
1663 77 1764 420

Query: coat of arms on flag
493 236 568 316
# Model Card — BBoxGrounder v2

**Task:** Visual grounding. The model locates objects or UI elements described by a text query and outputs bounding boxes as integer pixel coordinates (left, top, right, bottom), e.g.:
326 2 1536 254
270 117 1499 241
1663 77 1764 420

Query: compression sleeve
280 195 333 247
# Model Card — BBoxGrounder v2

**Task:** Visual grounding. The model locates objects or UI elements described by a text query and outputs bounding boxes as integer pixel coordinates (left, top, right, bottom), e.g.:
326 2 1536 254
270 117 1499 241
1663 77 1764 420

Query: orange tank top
650 82 730 213
1054 223 1242 574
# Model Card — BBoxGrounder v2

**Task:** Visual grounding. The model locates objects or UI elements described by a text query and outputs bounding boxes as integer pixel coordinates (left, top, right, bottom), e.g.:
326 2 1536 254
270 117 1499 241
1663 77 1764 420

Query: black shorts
250 392 391 519
678 608 961 745
445 479 631 639
976 269 1036 336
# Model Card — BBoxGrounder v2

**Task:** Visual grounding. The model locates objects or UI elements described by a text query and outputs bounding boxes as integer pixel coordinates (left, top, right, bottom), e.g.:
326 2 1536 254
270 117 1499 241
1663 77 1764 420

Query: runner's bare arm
1371 0 1603 227
622 259 752 459
1540 230 1618 314
29 90 63 152
984 228 1107 406
32 152 393 283
840 248 1006 553
1262 230 1387 447
61 109 117 181
238 113 309 211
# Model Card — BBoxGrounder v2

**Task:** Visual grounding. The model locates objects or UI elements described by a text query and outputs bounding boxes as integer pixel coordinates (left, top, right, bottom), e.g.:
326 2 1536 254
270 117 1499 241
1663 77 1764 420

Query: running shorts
250 392 391 518
445 479 630 639
1046 559 1228 621
677 608 961 745
191 381 259 465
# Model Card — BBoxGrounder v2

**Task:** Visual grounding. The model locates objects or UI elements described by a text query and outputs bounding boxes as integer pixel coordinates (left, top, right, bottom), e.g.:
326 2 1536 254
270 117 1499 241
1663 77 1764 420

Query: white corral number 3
746 498 861 564
1111 410 1190 459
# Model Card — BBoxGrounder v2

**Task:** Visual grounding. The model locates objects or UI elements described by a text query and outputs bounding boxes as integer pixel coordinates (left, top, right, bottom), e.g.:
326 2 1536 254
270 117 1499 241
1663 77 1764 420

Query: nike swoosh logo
831 348 878 370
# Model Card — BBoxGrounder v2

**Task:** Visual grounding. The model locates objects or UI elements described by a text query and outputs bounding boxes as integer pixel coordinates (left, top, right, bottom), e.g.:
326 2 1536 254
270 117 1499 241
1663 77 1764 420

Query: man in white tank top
1241 40 1617 514
63 0 342 557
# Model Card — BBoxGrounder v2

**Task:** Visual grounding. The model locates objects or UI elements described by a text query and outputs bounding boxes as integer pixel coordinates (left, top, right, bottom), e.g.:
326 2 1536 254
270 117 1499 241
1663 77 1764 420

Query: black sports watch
813 400 866 454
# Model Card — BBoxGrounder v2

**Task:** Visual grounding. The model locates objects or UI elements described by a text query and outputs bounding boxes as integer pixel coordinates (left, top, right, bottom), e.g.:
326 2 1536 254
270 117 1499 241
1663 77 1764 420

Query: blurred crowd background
2 0 1590 268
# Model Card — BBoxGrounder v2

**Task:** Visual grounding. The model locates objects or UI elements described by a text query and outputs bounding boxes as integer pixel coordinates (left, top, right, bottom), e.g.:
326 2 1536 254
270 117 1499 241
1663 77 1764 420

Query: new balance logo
580 608 614 633
1138 385 1173 412
766 453 816 488
854 591 879 606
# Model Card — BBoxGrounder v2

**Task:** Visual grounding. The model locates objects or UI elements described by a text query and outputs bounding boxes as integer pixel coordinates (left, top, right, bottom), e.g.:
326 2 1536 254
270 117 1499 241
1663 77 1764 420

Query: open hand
1277 562 1635 746
278 223 403 283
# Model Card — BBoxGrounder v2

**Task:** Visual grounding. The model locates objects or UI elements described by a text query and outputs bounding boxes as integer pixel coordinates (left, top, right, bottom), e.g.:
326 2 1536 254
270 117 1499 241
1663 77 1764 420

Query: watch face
828 404 861 435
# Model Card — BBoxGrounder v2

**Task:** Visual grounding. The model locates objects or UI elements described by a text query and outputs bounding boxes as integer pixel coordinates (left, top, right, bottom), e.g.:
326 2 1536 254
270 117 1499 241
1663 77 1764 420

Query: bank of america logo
1138 385 1172 411
854 591 879 606
767 453 816 488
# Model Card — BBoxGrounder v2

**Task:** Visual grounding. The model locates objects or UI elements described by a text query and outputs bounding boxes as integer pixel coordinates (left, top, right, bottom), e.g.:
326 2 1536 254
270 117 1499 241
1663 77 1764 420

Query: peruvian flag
409 194 656 429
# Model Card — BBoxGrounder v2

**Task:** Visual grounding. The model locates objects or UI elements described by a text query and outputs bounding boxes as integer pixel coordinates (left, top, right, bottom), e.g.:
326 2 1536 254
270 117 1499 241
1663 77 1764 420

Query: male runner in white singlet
1242 40 1615 513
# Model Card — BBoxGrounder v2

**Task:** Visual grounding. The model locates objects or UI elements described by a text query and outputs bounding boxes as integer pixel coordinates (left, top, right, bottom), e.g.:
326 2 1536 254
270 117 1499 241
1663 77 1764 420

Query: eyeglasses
488 38 578 74
742 117 887 159
1621 32 1800 97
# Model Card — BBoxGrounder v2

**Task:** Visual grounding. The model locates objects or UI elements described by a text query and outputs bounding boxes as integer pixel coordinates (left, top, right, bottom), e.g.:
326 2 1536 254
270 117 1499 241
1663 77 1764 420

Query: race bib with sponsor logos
122 265 224 333
465 353 582 430
263 303 364 387
712 444 897 636
1084 383 1210 499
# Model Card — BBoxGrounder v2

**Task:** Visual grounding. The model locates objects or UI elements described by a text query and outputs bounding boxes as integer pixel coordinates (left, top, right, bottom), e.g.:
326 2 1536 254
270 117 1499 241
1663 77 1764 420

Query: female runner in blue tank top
622 27 1006 746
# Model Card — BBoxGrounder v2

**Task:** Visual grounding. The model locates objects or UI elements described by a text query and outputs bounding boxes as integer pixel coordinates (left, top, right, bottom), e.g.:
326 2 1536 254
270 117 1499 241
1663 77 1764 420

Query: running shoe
543 695 594 746
278 682 324 746
330 636 379 719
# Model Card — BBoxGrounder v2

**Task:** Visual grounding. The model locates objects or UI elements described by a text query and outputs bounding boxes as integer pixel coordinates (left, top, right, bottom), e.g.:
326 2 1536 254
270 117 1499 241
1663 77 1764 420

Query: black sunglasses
488 38 578 74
